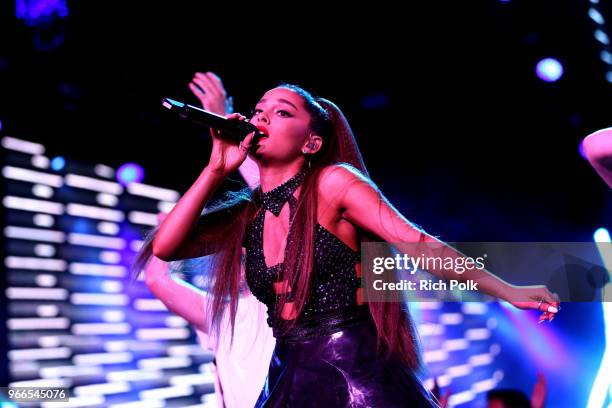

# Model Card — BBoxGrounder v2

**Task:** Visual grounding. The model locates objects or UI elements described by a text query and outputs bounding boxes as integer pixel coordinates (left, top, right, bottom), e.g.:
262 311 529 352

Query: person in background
583 127 612 188
140 72 275 408
486 372 547 408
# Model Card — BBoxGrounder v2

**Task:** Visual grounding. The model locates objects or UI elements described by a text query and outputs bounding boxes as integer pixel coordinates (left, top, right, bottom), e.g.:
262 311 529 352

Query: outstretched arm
583 128 612 188
144 256 210 333
322 164 559 318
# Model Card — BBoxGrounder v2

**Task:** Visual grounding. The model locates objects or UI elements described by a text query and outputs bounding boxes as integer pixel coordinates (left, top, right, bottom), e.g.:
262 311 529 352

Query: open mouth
255 126 269 138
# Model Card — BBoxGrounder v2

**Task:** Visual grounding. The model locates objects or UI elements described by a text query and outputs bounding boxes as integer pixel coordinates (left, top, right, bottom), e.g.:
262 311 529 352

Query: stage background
1 1 610 407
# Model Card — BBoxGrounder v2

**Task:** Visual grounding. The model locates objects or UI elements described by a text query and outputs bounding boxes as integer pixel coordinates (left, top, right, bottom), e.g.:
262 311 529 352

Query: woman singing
136 84 559 407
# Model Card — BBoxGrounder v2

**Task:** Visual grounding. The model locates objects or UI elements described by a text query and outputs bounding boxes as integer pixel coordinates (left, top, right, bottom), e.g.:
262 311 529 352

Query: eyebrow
257 98 298 110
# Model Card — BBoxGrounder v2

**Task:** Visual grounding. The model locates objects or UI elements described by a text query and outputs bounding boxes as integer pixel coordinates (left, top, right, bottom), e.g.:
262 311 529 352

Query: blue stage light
535 58 564 82
50 156 65 171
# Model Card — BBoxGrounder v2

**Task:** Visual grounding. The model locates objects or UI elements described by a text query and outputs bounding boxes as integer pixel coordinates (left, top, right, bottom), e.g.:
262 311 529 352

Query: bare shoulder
317 163 369 191
316 164 374 214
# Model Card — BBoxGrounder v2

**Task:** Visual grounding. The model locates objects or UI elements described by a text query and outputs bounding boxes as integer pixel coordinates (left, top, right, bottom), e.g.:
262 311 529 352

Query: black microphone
161 97 265 142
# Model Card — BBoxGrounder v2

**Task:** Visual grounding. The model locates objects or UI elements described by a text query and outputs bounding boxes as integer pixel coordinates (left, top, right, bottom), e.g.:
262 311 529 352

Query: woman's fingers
240 132 257 152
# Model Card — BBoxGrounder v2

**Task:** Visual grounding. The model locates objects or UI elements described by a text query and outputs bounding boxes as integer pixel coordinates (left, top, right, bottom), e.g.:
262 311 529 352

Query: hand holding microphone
161 97 265 142
161 98 264 177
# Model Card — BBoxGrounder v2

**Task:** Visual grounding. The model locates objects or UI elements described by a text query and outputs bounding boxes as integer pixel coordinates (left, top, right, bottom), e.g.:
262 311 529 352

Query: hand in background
189 71 233 115
531 372 547 408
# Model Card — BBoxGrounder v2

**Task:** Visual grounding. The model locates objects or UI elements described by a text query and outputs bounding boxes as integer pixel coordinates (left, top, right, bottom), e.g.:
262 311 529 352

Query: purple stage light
116 163 144 186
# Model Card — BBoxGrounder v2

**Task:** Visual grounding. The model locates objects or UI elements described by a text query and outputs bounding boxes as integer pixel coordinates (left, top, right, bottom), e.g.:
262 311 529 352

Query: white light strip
2 165 63 186
461 303 488 315
471 378 498 394
99 251 121 264
97 193 119 207
442 338 469 351
139 385 193 401
40 365 104 378
448 390 475 406
9 379 70 388
101 281 123 294
34 244 56 257
110 400 165 408
6 287 69 300
192 401 213 408
435 374 451 388
70 293 129 306
136 328 191 341
98 222 120 235
414 302 441 310
36 274 57 287
465 328 491 341
168 344 210 357
169 373 212 386
37 305 60 317
106 370 163 382
4 196 64 214
4 226 65 242
1 136 45 155
95 164 115 179
165 316 188 327
137 356 192 370
73 352 133 366
418 323 445 336
72 323 131 335
41 396 105 408
104 341 163 353
10 361 40 375
68 233 126 249
69 263 127 277
469 353 494 367
7 317 70 330
128 183 180 201
8 347 72 361
38 336 61 348
74 381 130 396
66 203 124 222
32 184 54 198
104 342 127 352
423 349 448 363
130 240 144 252
128 211 159 226
134 298 168 311
158 201 176 213
446 363 473 379
440 313 463 325
5 256 67 271
33 214 55 227
32 155 50 169
65 174 123 194
589 7 605 24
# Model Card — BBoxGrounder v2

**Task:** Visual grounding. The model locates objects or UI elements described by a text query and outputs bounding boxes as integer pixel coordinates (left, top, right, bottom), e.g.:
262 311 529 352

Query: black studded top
243 169 367 339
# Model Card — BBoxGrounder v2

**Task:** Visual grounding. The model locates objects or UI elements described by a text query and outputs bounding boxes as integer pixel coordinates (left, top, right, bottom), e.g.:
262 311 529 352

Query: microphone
161 97 265 142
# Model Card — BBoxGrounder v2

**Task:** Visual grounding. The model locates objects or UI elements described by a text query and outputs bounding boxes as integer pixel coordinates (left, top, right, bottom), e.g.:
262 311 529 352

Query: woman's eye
277 110 292 117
